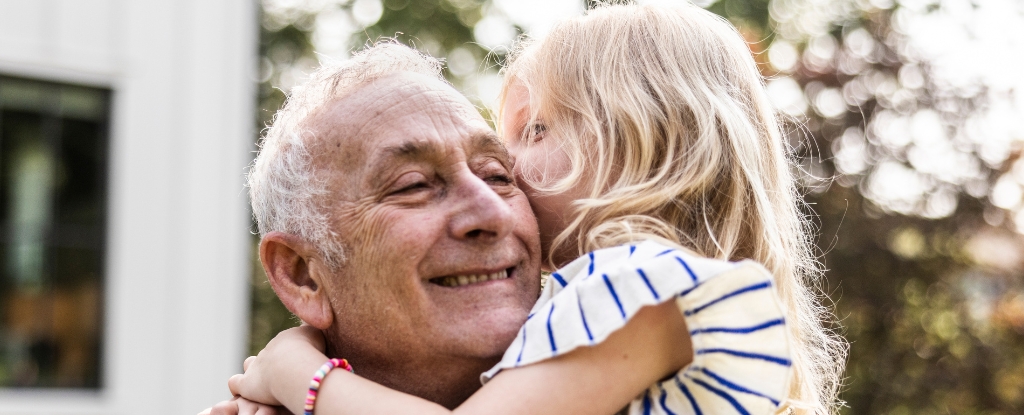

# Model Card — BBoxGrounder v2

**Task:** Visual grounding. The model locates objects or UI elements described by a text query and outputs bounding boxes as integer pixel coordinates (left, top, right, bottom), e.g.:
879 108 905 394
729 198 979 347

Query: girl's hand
229 325 330 410
198 396 291 415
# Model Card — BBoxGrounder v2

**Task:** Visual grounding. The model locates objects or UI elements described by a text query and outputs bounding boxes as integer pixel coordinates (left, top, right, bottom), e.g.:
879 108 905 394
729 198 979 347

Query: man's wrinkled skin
259 72 542 409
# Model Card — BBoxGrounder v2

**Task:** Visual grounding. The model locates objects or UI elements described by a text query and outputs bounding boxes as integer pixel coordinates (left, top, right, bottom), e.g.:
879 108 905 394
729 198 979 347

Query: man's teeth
438 270 509 287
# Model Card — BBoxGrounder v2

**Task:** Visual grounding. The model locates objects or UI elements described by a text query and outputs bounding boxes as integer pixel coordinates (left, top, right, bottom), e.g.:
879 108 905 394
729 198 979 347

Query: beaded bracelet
304 358 354 415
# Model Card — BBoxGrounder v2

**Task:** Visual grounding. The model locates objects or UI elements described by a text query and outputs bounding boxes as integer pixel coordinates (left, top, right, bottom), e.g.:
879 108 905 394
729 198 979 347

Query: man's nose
449 171 514 244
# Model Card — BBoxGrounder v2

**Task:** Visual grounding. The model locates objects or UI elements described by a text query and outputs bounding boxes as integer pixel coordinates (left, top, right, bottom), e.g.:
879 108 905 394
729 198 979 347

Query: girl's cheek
540 146 573 182
511 148 542 184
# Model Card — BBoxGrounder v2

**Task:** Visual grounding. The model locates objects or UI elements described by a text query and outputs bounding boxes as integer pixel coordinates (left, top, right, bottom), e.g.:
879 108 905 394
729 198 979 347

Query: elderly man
214 43 542 413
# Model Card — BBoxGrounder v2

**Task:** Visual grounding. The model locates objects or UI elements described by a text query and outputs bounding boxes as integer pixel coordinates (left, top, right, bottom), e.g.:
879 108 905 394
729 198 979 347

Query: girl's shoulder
548 239 769 292
485 239 791 414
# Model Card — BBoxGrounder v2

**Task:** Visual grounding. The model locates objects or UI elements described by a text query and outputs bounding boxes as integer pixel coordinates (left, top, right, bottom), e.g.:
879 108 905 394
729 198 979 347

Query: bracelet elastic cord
304 358 354 415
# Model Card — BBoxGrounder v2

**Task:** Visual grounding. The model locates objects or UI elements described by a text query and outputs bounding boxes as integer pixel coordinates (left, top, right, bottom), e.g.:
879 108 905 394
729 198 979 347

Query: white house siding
0 0 255 414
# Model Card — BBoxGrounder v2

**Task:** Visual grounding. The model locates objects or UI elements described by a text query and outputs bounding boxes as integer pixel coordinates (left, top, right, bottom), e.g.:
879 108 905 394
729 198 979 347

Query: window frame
0 74 112 391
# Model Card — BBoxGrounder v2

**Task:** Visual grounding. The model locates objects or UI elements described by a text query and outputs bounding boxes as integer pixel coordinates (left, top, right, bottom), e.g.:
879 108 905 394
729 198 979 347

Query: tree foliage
769 1 1024 412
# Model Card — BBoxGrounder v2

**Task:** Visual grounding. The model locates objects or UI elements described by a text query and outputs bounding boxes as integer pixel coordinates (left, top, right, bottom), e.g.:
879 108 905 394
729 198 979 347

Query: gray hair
247 42 445 269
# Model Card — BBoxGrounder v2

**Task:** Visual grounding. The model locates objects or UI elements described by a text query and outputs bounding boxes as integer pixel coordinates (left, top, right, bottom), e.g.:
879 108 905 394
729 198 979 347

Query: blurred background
0 0 1021 414
248 0 1024 413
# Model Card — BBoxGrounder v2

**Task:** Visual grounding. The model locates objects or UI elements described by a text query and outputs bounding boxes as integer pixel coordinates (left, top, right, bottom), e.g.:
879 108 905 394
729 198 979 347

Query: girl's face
501 81 590 269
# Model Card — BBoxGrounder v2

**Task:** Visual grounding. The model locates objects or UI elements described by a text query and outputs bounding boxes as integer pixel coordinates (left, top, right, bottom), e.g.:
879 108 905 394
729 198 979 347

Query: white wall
0 0 256 413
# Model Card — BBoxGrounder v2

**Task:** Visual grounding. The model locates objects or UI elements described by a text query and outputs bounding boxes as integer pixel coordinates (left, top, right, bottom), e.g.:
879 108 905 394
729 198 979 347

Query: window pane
0 76 108 389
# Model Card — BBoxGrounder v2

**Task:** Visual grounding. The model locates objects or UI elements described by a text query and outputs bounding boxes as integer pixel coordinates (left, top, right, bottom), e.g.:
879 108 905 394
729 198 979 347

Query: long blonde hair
498 3 846 414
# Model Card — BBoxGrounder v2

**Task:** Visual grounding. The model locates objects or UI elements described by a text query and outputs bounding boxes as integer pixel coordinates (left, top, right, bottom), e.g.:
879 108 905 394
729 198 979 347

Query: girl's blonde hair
498 3 846 414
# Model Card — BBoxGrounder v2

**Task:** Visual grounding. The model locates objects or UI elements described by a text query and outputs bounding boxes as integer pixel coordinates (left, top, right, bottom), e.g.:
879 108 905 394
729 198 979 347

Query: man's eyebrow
365 140 445 188
367 132 509 188
385 140 432 157
377 140 445 162
471 131 512 165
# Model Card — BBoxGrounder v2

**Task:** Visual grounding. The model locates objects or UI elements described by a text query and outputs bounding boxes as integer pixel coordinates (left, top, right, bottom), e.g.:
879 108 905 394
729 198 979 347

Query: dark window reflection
0 76 109 389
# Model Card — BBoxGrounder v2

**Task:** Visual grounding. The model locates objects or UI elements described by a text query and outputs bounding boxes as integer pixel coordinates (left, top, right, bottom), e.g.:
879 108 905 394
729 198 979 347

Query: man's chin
421 266 539 359
448 323 525 362
430 303 532 360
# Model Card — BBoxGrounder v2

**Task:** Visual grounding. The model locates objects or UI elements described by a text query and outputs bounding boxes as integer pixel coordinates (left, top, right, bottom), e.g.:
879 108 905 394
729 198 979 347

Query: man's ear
260 231 334 329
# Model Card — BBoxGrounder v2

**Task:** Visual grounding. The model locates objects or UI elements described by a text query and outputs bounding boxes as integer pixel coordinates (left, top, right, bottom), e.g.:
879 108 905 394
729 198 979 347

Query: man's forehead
310 73 481 142
304 72 501 182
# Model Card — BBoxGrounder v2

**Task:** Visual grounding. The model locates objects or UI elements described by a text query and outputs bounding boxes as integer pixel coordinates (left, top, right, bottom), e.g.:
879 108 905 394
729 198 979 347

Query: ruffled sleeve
481 240 792 415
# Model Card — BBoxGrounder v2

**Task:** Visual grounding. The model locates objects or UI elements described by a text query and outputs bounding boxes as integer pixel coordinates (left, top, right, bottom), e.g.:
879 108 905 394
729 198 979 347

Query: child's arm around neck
227 301 692 415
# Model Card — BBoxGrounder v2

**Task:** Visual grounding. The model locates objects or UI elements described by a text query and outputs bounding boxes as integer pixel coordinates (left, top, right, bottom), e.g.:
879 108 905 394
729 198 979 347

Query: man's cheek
510 196 541 238
350 208 442 266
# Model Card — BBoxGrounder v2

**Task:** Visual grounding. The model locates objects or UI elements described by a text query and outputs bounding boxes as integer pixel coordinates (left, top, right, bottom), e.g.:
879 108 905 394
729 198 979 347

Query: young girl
223 3 844 414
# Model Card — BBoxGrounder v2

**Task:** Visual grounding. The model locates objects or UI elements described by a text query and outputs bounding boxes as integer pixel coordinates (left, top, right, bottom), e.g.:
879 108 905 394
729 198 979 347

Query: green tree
767 1 1024 412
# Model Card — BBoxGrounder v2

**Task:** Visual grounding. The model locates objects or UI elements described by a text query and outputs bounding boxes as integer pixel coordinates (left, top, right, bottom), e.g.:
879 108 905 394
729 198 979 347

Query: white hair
247 42 445 269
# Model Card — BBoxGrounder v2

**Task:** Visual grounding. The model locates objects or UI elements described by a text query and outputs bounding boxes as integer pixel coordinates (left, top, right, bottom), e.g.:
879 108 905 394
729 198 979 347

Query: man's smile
429 267 516 287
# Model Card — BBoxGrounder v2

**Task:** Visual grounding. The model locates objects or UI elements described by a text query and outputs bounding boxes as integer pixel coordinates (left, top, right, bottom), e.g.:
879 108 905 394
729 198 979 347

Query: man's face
306 72 541 363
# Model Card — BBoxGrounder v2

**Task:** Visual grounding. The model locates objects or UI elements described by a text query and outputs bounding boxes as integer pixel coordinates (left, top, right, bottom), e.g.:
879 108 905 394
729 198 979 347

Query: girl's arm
229 300 691 415
201 397 288 415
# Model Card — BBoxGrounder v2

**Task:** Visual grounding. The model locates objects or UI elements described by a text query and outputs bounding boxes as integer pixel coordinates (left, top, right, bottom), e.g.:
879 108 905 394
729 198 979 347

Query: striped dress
481 240 793 415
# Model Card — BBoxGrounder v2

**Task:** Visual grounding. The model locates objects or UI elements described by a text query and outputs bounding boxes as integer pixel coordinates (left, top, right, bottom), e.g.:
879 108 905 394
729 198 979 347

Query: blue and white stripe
482 240 792 415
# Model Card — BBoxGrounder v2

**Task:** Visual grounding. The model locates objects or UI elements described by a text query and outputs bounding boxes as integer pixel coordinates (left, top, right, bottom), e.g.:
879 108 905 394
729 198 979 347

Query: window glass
0 76 109 388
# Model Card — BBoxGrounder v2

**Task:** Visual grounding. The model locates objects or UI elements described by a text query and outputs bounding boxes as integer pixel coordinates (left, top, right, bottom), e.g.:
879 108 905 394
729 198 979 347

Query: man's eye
486 174 514 185
393 182 429 194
